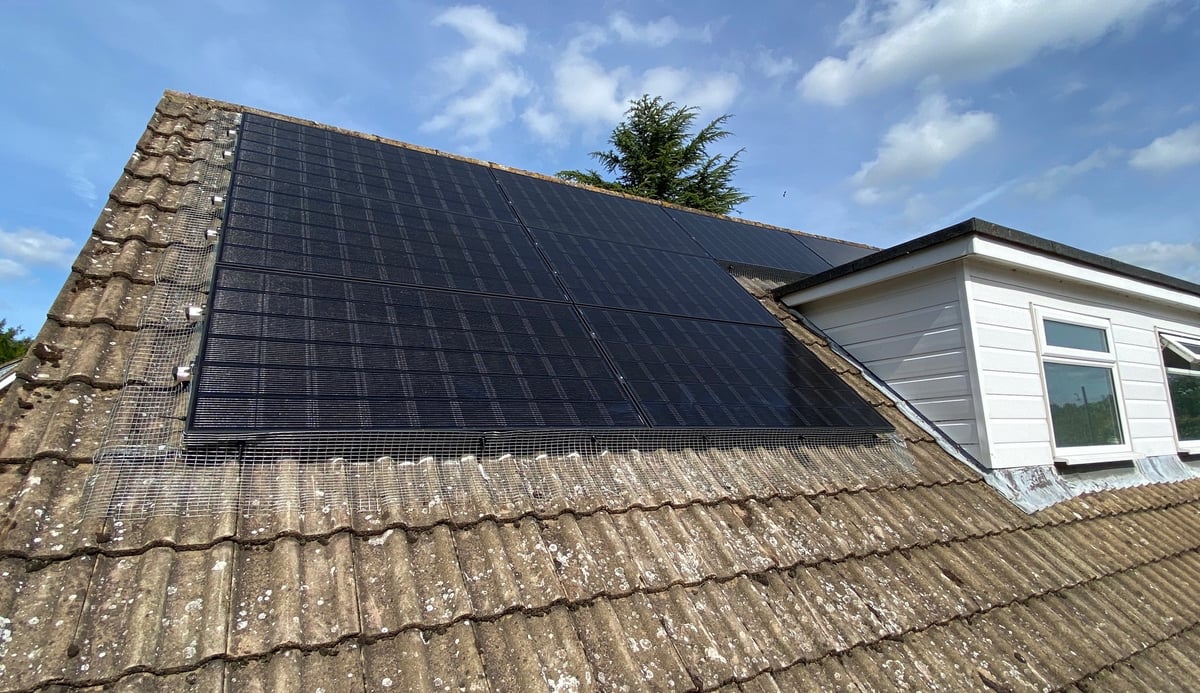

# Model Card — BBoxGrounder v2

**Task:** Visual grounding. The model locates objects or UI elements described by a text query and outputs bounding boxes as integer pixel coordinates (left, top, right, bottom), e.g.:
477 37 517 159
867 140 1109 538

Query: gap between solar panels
83 108 913 520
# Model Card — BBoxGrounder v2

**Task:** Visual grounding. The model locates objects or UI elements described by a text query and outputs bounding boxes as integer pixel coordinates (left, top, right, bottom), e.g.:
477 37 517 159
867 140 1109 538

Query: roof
774 216 1200 300
2 91 1200 691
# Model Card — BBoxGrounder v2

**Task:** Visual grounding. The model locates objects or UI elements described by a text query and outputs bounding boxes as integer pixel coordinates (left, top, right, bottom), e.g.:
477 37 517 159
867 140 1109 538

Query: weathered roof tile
609 509 687 590
571 511 638 597
0 459 98 557
475 614 550 691
570 598 661 690
361 629 436 692
227 534 360 656
650 584 740 688
525 606 596 691
409 524 473 627
453 520 523 619
610 591 695 689
694 580 773 679
425 620 491 691
0 554 95 689
226 646 363 693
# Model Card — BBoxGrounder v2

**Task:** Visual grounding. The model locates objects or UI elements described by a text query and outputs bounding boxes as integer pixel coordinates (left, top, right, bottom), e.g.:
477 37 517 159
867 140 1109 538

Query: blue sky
2 1 1199 338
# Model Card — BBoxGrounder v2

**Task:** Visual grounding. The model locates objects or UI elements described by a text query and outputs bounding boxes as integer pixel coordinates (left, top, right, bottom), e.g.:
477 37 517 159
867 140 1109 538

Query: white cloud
852 93 997 204
520 103 563 142
1105 240 1200 282
431 5 526 84
1093 92 1132 116
931 177 1021 229
551 40 629 127
68 166 96 202
0 258 25 279
422 72 531 141
755 49 798 79
608 13 682 47
1129 123 1200 172
639 67 739 115
0 227 75 267
548 32 740 135
1017 146 1122 199
801 0 1162 105
423 5 530 143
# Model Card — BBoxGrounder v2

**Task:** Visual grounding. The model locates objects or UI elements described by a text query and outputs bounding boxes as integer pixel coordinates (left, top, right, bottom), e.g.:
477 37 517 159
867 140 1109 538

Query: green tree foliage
0 319 31 363
557 95 750 215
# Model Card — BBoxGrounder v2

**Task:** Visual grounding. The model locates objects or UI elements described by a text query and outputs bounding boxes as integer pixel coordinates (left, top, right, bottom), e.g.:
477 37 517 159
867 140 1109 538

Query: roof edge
771 217 1200 300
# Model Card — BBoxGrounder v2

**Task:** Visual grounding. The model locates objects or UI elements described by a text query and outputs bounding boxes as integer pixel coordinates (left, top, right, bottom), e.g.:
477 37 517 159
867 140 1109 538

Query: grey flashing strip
772 217 1200 299
988 455 1200 514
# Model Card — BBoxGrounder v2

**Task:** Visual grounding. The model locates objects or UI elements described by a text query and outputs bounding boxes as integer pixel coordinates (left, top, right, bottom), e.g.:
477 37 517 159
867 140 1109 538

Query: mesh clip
185 305 205 323
174 365 193 383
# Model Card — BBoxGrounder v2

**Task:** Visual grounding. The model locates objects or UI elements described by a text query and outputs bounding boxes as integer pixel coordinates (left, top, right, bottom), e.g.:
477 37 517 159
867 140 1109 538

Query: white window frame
1160 330 1200 454
1033 306 1132 464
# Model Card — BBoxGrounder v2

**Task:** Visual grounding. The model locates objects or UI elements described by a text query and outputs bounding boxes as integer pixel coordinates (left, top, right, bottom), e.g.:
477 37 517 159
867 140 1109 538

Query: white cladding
965 257 1197 467
800 264 983 462
787 237 1200 469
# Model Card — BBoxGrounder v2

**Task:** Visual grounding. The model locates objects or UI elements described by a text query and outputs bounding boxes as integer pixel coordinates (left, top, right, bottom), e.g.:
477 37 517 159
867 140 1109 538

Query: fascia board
779 236 975 306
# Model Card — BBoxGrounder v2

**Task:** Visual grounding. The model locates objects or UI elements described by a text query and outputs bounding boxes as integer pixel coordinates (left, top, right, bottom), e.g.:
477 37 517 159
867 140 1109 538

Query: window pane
1168 373 1200 441
1044 319 1109 352
1045 362 1124 447
1164 348 1192 370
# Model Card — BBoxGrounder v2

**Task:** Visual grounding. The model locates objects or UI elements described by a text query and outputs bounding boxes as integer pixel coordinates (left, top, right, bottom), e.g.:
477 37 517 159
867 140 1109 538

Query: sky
1 0 1199 338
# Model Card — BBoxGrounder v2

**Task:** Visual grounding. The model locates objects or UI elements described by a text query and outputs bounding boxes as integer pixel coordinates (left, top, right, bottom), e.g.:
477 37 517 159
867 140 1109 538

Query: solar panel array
189 113 890 433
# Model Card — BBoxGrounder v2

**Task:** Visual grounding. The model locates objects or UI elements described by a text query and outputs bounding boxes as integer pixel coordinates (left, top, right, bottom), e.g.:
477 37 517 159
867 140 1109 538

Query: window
1036 310 1127 458
1162 333 1200 450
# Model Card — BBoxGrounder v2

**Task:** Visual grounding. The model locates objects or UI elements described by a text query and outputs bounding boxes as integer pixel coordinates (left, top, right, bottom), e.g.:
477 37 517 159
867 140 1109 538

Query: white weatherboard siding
965 258 1197 467
790 241 1200 469
801 265 983 460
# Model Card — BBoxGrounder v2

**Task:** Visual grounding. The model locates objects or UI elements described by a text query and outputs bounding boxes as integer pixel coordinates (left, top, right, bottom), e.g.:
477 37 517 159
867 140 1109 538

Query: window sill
1053 450 1136 467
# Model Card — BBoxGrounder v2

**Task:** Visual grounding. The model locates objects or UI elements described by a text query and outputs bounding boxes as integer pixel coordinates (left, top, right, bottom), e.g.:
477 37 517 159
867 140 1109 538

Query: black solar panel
238 114 514 221
796 234 878 267
495 170 706 254
665 208 832 275
186 113 892 435
585 308 892 429
529 228 776 326
192 268 643 430
221 190 564 300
